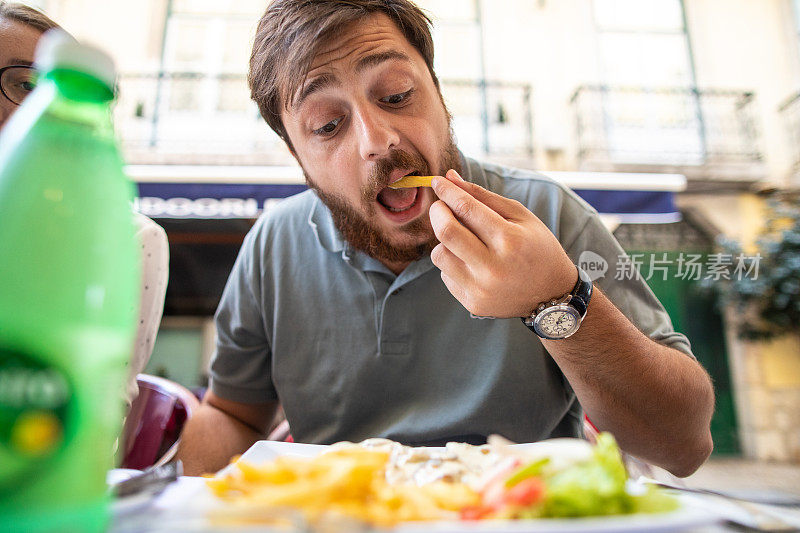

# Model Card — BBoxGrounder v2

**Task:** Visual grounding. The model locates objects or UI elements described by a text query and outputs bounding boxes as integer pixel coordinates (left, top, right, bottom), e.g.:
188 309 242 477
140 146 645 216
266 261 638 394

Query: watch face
534 305 581 339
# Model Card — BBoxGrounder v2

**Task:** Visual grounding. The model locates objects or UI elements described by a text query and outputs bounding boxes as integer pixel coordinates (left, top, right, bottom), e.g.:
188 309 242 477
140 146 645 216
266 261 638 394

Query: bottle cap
34 30 116 90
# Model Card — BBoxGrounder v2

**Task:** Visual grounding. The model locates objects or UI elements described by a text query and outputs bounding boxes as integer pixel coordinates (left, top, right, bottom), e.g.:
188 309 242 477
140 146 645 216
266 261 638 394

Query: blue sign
136 182 678 222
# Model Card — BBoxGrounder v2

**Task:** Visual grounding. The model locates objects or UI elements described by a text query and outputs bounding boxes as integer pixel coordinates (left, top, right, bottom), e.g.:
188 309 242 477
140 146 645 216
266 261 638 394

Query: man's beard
306 137 462 266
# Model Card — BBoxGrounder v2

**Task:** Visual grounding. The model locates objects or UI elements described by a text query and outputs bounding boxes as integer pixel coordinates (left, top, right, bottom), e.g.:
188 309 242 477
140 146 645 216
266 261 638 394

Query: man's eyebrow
294 73 338 108
355 50 411 73
292 50 412 109
8 59 33 67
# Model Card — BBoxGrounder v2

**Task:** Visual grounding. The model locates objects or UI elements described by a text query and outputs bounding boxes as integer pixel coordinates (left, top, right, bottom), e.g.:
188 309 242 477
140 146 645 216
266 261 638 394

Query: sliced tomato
504 477 545 507
460 504 495 521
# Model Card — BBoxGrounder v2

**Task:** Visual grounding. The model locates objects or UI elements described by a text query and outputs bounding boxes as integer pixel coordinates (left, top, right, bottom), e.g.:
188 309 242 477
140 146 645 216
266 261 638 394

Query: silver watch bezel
530 302 582 340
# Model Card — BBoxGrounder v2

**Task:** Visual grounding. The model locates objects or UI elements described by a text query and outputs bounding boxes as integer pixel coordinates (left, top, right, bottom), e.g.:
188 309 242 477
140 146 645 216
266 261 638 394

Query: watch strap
568 269 593 318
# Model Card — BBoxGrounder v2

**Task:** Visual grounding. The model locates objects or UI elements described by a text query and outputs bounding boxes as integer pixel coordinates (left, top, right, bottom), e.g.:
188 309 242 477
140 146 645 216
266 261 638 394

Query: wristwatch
522 267 593 340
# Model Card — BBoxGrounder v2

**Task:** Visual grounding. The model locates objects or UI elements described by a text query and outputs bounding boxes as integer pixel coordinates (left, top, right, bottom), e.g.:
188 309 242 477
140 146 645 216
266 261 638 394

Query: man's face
0 18 41 129
281 13 460 269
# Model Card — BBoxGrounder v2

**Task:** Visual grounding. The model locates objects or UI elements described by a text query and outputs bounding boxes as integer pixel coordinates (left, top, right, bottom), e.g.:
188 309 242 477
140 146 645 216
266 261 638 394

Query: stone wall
726 317 800 462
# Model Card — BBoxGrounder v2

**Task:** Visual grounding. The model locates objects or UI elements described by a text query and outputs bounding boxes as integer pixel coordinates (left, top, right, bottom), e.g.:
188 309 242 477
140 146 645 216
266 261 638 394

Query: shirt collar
307 194 346 254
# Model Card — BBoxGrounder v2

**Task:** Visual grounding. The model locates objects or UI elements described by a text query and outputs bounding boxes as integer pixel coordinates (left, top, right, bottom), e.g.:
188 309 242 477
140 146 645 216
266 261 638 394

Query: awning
129 165 686 227
540 171 685 229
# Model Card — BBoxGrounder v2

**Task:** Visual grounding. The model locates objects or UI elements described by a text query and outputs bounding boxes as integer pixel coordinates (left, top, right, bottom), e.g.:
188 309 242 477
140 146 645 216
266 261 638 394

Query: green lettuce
539 433 679 518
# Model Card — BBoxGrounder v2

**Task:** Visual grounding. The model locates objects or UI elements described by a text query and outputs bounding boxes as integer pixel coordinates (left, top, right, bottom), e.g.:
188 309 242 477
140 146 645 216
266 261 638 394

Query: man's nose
353 106 400 161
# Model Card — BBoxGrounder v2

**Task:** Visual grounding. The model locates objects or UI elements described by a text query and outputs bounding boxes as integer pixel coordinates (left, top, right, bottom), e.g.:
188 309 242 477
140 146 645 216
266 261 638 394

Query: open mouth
377 172 421 213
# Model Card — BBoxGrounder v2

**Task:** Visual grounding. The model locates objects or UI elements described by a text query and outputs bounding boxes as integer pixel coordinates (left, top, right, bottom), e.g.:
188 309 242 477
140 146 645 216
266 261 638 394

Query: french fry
206 447 478 528
388 175 437 188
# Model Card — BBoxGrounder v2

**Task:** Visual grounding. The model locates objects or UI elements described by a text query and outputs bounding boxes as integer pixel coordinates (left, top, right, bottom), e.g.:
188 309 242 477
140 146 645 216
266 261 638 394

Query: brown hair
0 1 61 33
249 0 438 149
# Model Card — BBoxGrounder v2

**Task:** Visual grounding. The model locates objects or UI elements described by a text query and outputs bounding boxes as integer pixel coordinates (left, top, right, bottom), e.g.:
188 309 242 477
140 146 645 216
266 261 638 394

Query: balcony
441 79 535 166
115 73 292 166
114 73 534 167
778 91 800 187
571 85 765 190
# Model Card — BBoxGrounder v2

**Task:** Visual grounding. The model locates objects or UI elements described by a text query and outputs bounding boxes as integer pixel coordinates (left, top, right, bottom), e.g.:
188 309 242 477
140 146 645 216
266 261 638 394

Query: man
177 0 714 477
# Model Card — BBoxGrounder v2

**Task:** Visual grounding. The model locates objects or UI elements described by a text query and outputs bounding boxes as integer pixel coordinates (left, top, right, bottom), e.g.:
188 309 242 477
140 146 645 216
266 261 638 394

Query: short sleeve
559 199 695 359
126 213 169 408
208 223 279 402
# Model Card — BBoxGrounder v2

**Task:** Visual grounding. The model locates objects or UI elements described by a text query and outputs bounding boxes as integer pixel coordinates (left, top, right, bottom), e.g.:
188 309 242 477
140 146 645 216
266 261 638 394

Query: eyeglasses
1 65 38 106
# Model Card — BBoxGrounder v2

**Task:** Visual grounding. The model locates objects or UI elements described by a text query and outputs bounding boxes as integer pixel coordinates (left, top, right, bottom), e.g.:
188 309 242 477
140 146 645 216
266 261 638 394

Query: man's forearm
424 173 713 475
177 403 263 476
542 287 715 477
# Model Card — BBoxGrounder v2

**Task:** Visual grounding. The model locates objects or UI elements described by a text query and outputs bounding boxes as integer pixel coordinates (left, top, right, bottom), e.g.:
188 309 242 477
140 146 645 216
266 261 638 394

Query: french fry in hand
388 175 437 189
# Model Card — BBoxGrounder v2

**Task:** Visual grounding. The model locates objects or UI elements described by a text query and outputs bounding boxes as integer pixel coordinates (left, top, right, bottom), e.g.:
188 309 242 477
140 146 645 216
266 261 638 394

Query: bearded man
177 0 715 478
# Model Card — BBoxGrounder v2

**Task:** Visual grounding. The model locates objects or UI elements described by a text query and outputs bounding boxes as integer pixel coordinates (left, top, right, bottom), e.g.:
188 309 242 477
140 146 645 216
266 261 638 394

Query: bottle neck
38 69 115 131
44 69 114 103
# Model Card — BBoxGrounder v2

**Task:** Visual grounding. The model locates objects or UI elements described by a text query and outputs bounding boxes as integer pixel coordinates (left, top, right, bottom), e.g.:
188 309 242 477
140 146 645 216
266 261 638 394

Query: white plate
229 441 720 532
238 439 596 465
239 439 327 462
390 504 716 533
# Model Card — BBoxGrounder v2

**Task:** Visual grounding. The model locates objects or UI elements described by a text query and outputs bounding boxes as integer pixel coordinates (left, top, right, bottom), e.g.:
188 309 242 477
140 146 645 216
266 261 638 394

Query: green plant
713 195 800 340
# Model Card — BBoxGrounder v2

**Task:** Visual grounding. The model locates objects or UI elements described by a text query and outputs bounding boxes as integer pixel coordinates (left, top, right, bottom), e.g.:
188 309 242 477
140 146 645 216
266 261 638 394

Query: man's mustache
365 150 430 197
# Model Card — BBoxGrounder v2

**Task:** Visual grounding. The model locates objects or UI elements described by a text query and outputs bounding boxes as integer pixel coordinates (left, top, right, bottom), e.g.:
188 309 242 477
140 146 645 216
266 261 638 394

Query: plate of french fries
197 434 717 532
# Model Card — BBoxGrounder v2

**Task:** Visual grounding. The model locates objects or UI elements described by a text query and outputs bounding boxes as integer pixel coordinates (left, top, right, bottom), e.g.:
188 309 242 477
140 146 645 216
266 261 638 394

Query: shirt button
391 289 401 296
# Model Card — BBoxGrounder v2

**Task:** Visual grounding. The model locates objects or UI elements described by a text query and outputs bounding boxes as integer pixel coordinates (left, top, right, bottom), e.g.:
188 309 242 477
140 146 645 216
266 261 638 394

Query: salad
460 433 678 520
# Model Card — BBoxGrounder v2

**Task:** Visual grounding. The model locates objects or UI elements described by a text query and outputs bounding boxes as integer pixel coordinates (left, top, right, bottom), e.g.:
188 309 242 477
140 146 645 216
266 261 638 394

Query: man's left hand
429 170 576 318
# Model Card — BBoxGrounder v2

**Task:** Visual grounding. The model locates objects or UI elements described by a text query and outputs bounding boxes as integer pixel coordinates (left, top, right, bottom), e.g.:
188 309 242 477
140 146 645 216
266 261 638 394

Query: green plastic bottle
0 32 139 532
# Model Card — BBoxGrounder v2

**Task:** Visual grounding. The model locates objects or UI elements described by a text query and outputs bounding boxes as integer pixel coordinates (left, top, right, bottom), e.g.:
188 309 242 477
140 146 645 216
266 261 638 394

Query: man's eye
313 117 342 136
380 89 413 105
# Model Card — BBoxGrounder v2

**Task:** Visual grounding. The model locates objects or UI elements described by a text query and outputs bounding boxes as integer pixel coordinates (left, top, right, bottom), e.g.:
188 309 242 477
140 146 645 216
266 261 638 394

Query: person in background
178 0 715 478
126 213 169 409
0 1 58 127
0 1 169 409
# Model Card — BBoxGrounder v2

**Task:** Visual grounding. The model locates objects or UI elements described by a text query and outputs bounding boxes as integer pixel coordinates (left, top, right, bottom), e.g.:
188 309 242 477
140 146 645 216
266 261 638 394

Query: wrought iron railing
570 85 762 173
441 79 534 159
114 72 534 164
778 91 800 184
114 72 289 165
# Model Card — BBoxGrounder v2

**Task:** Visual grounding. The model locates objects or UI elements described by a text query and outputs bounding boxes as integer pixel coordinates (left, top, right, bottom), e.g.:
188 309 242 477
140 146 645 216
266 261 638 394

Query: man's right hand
176 391 279 476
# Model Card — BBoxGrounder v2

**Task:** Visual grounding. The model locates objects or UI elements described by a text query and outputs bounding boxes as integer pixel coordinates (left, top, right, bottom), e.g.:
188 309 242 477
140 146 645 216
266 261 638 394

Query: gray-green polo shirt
209 155 693 446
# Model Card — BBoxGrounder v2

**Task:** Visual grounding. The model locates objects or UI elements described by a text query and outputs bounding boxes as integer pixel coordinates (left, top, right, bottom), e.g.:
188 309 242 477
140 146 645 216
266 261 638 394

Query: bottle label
0 351 72 460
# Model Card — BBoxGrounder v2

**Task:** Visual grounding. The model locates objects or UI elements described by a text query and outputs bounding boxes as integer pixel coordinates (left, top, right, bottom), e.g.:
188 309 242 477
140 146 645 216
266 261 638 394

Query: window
418 0 532 157
592 0 703 165
143 2 286 158
594 0 690 88
418 0 486 155
162 15 253 113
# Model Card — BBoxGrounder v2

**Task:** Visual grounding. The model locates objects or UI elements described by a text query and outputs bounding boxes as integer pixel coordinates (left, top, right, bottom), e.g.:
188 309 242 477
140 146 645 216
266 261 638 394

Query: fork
639 477 800 532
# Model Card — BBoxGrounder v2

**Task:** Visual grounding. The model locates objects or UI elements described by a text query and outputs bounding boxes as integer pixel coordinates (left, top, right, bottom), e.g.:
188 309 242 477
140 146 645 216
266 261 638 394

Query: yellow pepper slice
388 175 437 189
